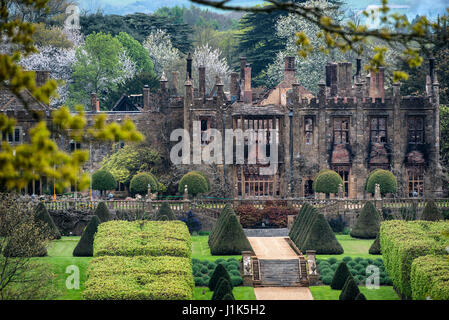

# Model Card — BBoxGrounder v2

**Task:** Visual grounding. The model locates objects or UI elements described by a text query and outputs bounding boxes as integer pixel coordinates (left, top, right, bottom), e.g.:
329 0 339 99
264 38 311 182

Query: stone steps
259 259 301 287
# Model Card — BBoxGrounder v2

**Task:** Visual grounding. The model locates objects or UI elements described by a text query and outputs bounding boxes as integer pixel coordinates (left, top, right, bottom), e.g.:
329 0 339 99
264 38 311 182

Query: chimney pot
143 85 150 109
90 93 98 113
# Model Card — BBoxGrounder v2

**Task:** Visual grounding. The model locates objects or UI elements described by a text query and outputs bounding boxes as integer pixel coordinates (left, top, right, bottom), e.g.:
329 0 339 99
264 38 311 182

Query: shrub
212 278 233 300
355 292 367 300
421 200 444 221
194 277 203 286
230 276 243 286
129 172 158 196
73 216 100 257
178 172 208 197
236 204 261 228
342 256 352 263
260 205 291 228
34 202 61 240
350 202 381 239
208 205 233 247
83 256 194 300
209 209 252 255
331 262 353 290
191 171 210 192
222 293 235 300
339 277 360 300
179 210 202 234
380 220 449 298
369 234 381 255
95 202 112 223
410 255 449 300
328 257 338 265
92 170 117 194
328 215 346 233
313 169 343 195
208 264 232 291
157 202 176 220
366 169 398 195
322 275 333 285
94 220 191 258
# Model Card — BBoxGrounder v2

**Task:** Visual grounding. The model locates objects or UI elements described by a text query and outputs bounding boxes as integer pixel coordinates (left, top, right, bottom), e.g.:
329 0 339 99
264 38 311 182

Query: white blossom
192 43 231 93
143 29 180 75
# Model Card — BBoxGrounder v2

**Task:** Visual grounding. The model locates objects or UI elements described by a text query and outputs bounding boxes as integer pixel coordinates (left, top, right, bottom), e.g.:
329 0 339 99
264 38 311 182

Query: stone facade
1 55 446 199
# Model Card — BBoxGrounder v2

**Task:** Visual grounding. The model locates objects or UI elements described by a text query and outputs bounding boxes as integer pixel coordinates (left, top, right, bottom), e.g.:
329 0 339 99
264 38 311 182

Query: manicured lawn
194 286 256 300
192 235 242 261
310 285 399 300
316 234 377 260
35 237 91 300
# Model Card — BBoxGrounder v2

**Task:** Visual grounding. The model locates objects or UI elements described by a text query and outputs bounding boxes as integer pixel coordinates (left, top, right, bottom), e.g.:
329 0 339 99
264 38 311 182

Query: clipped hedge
410 255 449 300
94 220 191 258
84 256 194 300
366 169 397 195
313 169 343 195
380 220 449 298
350 201 381 239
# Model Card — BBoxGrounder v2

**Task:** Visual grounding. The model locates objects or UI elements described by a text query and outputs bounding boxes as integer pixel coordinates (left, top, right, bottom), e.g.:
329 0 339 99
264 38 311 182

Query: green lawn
194 286 256 300
192 235 242 261
316 234 377 260
310 285 399 300
35 237 91 300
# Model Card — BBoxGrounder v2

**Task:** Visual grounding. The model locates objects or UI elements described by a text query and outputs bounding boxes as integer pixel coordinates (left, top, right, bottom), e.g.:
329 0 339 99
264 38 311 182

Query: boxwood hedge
410 255 449 300
94 220 191 258
380 220 449 298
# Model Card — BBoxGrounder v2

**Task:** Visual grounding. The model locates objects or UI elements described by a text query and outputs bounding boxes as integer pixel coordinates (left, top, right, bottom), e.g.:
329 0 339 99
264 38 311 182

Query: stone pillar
198 66 206 99
90 93 98 112
186 53 192 80
216 77 224 106
239 57 247 80
183 185 189 211
230 72 239 102
160 71 168 92
184 79 193 132
170 71 179 96
242 251 253 286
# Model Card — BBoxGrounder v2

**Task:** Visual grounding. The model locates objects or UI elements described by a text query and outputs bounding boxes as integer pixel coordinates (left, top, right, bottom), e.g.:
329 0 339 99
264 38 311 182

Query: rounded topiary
322 275 333 285
369 234 381 255
178 171 208 197
355 292 367 300
35 202 61 239
313 169 344 195
194 277 203 286
129 172 158 196
208 263 232 291
366 169 397 195
73 215 100 257
211 278 233 300
191 171 210 192
92 170 116 195
339 277 360 300
331 262 353 290
230 276 243 286
156 202 176 220
350 201 381 239
421 200 443 221
95 202 111 223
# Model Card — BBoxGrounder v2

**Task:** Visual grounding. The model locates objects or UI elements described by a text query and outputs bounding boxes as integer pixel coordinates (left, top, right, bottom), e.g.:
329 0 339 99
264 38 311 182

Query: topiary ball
92 170 116 193
313 169 344 195
129 172 158 196
178 171 209 197
366 169 398 195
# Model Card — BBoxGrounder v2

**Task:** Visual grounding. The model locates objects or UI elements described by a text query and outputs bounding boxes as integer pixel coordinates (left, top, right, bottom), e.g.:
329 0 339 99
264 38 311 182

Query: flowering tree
192 43 231 93
143 29 181 75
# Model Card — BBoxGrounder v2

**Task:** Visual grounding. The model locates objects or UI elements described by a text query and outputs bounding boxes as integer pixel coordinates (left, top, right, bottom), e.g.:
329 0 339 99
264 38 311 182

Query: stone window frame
333 117 350 145
332 165 350 197
304 116 314 145
5 126 23 144
370 116 387 144
407 165 424 197
407 115 425 145
199 116 212 145
236 165 279 199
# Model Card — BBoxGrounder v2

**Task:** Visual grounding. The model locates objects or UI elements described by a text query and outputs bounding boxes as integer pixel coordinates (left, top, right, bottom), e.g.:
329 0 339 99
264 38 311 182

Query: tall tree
115 32 155 75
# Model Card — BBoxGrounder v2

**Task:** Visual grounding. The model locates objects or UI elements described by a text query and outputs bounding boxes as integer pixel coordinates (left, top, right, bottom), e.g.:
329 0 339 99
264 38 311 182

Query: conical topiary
95 202 111 223
350 201 381 239
421 200 443 221
211 278 233 300
210 212 252 255
208 263 233 291
73 216 100 257
369 233 381 255
339 277 360 300
355 292 367 300
301 214 344 254
331 262 353 290
222 293 235 300
156 202 176 220
209 204 233 247
35 202 61 239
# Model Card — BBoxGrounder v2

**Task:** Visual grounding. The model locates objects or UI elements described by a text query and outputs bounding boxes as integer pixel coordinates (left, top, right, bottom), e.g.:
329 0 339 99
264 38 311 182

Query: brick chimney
284 56 296 81
90 93 99 112
326 63 338 96
198 66 206 99
186 53 193 80
369 67 385 101
230 72 239 102
143 85 150 109
170 71 179 96
243 64 252 104
35 70 50 87
240 57 247 80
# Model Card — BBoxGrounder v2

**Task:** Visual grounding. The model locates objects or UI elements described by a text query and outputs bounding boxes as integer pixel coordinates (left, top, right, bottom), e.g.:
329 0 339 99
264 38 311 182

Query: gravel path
248 237 298 260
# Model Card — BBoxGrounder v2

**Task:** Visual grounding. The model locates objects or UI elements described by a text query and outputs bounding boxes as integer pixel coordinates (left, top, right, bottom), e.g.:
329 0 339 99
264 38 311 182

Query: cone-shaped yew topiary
339 277 360 300
222 293 235 300
156 202 176 220
421 200 443 221
73 216 100 257
369 233 381 255
35 202 61 239
301 214 344 254
208 263 233 291
95 202 112 223
210 212 252 255
331 262 353 290
355 292 367 300
211 278 233 300
350 201 381 239
208 204 233 247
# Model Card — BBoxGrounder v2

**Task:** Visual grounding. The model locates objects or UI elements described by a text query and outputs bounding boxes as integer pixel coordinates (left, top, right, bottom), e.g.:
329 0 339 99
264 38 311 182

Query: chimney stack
35 70 50 87
240 57 247 80
284 56 296 81
90 93 98 112
326 63 338 96
198 66 206 99
356 58 362 77
429 57 435 83
170 71 179 96
160 71 168 92
186 53 193 80
230 72 239 102
143 85 150 109
243 64 252 104
369 67 385 101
